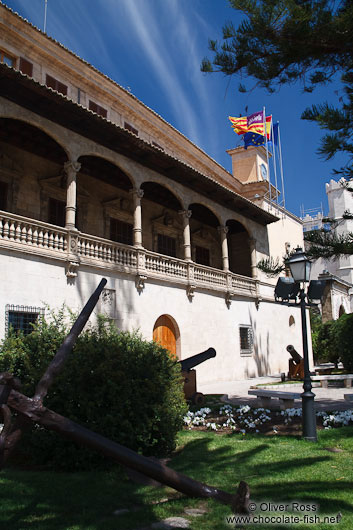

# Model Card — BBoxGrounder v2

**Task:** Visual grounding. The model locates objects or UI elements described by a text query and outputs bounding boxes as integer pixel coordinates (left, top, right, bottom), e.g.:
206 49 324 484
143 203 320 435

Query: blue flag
244 123 279 150
243 132 265 149
270 123 279 146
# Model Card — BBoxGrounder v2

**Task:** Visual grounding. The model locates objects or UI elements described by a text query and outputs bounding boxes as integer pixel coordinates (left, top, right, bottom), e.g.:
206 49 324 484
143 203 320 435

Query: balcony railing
0 211 259 299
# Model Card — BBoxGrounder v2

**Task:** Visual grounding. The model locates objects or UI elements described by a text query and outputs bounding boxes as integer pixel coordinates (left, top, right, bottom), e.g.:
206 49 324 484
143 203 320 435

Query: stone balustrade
0 211 67 255
0 210 260 299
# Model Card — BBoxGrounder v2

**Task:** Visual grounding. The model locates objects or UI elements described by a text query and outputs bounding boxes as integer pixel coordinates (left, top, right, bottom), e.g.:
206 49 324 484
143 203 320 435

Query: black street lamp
287 247 317 442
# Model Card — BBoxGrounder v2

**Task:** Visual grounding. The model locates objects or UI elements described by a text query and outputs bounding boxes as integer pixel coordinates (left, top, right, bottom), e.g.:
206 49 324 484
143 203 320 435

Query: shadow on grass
0 466 167 530
251 480 353 515
172 431 353 518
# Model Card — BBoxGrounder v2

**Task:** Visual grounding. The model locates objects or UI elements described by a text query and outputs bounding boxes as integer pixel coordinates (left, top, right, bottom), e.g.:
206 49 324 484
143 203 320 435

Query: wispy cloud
4 0 221 155
95 0 217 148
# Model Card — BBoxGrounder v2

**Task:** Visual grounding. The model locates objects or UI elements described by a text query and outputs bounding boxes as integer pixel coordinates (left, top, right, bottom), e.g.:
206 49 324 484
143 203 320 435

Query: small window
110 218 133 245
0 49 16 67
46 74 68 96
6 305 44 336
157 233 176 257
239 325 253 355
19 57 33 77
195 246 210 267
48 198 66 227
89 100 107 118
289 315 295 327
124 122 138 136
0 181 8 210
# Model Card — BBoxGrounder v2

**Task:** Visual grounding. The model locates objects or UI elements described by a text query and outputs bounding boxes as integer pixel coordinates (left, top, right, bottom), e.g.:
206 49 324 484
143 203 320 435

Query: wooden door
153 315 177 358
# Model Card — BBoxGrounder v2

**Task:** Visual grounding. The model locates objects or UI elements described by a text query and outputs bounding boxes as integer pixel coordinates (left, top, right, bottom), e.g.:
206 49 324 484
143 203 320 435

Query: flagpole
44 0 48 33
271 119 279 205
277 122 286 209
264 107 271 204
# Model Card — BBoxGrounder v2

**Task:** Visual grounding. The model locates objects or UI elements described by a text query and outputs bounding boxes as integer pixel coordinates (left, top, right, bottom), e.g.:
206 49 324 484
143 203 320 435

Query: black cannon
178 347 216 405
287 344 304 379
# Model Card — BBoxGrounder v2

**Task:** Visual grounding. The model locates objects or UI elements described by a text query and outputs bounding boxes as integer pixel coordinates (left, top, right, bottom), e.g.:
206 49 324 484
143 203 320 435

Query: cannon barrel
179 347 216 372
286 344 303 365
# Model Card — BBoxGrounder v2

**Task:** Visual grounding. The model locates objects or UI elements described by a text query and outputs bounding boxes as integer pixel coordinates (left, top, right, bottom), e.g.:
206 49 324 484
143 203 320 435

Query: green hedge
330 313 353 371
0 312 187 470
313 313 353 370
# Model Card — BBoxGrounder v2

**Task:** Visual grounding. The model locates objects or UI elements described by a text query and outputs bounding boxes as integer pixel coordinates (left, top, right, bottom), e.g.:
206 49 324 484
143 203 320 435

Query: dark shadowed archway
226 219 252 277
189 203 221 268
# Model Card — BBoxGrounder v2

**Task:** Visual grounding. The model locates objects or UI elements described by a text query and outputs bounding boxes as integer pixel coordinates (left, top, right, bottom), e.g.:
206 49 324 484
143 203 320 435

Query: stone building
302 179 353 321
0 3 306 384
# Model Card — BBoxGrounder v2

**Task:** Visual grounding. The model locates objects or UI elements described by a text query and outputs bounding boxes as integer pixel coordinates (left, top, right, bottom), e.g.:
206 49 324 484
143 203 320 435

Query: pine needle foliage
201 0 353 177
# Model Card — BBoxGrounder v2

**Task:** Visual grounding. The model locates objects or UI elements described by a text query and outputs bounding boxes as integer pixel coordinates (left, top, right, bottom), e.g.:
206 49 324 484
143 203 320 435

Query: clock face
260 163 268 180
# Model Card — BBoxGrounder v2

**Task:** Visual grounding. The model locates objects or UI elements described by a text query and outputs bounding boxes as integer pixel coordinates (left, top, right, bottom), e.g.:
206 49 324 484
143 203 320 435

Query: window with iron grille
124 122 138 136
5 305 44 336
195 245 210 266
0 181 8 210
19 57 33 77
110 218 133 245
89 100 107 118
157 233 176 257
239 325 253 355
48 198 66 227
46 74 68 96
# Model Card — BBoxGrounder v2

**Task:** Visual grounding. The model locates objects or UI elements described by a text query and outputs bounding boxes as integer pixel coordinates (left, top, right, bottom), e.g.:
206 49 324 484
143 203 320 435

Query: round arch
0 117 69 164
141 181 183 211
77 151 137 188
338 305 346 318
78 154 134 191
188 202 222 268
188 202 221 227
153 314 181 359
226 219 252 277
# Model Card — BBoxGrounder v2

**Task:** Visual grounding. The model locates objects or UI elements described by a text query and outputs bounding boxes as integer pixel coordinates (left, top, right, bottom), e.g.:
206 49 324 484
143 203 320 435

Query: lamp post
287 247 317 442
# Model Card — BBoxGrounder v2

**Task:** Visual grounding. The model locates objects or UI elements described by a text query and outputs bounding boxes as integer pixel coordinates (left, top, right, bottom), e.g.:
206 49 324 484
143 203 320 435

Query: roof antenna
44 0 48 33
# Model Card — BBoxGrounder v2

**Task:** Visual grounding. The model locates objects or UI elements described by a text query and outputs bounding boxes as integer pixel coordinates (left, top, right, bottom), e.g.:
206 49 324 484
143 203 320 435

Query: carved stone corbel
135 274 147 294
66 261 80 278
225 291 233 309
186 284 196 301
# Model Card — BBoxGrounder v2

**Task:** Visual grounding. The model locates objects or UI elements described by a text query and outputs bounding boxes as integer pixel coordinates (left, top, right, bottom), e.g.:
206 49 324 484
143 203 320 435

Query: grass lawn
1 427 353 529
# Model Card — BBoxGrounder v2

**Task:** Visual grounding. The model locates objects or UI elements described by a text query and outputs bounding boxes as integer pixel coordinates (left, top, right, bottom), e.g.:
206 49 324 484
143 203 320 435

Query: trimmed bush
310 309 322 363
330 313 353 371
0 312 187 469
316 320 339 366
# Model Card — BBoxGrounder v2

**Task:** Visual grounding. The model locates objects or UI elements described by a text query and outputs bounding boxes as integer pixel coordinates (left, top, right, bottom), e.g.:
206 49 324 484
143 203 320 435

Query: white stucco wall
1 249 309 384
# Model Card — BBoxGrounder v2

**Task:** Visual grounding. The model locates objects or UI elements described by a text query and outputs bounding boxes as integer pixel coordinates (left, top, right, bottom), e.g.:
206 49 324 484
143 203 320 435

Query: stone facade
0 3 311 383
303 179 353 319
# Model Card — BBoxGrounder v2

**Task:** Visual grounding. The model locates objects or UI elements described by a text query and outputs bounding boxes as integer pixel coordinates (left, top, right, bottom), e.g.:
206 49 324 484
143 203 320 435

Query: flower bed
183 404 353 434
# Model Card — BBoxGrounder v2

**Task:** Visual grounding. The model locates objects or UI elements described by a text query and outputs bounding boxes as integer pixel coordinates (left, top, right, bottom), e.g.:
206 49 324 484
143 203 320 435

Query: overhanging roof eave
0 64 278 226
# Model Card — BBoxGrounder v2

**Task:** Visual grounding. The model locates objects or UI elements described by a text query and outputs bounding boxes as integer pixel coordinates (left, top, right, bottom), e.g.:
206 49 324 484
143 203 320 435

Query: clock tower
226 145 269 184
226 145 278 202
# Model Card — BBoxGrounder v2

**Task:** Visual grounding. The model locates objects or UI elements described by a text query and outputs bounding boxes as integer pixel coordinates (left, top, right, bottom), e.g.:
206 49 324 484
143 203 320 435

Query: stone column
130 188 144 248
218 225 229 272
249 237 257 279
179 210 192 261
64 160 81 230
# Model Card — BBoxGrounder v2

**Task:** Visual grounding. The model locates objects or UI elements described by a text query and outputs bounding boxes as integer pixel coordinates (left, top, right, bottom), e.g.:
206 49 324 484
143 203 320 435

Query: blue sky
3 0 347 217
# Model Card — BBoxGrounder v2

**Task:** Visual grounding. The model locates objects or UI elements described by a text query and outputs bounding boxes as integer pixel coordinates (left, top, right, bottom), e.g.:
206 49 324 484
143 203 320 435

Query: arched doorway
339 305 346 318
153 315 180 359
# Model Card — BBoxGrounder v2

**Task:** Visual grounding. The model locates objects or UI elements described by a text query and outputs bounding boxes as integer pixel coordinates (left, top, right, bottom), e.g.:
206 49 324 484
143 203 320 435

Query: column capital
217 225 229 235
64 160 81 175
178 209 192 219
130 187 144 199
